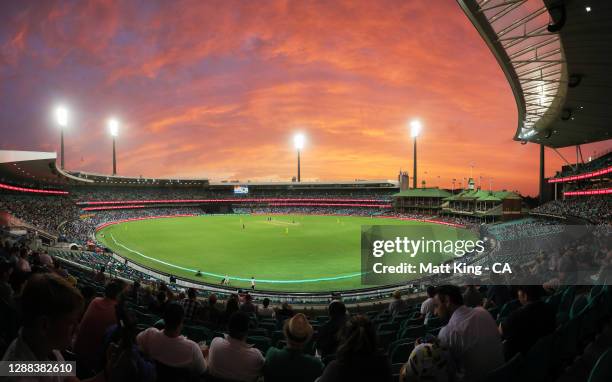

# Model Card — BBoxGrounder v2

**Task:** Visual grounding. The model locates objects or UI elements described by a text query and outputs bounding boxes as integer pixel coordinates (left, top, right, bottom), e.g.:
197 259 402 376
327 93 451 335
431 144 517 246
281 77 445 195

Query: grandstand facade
393 185 524 222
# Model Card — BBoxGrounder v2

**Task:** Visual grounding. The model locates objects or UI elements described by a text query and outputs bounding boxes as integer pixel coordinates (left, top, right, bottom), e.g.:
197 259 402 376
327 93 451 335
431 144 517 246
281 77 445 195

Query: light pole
294 133 305 182
410 120 422 189
55 106 68 169
108 119 119 175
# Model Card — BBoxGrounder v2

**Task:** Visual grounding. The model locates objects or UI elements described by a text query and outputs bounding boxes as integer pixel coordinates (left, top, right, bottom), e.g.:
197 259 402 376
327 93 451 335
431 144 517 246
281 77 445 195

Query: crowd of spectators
59 207 204 244
532 196 611 225
1 188 395 244
71 187 395 203
551 151 611 179
3 228 612 381
0 194 77 235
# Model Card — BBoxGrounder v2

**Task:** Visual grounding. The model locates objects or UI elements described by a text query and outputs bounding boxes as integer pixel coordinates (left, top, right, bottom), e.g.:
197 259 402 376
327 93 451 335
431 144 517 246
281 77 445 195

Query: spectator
15 248 31 273
129 280 140 302
0 259 14 305
104 307 156 382
276 302 295 319
258 297 275 318
200 294 221 328
318 315 392 382
420 286 436 321
79 285 96 314
435 285 503 381
264 313 323 382
140 285 155 308
462 285 482 308
388 290 409 316
94 266 106 284
73 279 126 375
240 293 257 314
137 303 206 377
221 294 240 326
206 311 264 381
51 258 68 278
1 274 83 366
180 288 200 322
37 251 53 268
484 276 511 309
165 288 175 303
500 285 556 359
400 340 452 382
149 290 167 316
317 300 348 358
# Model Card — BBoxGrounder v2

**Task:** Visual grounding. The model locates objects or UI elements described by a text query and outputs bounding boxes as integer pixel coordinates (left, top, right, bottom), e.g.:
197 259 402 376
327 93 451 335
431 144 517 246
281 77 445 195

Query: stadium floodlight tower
55 106 69 169
108 118 119 176
294 133 305 182
410 119 422 189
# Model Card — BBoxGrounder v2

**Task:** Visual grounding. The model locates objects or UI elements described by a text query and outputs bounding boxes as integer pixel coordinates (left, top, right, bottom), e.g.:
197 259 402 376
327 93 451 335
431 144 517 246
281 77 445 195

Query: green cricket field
95 214 469 292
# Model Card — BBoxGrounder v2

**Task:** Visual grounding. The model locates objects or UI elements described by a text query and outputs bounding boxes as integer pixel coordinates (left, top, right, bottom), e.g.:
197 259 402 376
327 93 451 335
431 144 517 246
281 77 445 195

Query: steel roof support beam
516 63 560 78
508 37 558 59
511 48 562 67
480 0 525 13
496 7 547 37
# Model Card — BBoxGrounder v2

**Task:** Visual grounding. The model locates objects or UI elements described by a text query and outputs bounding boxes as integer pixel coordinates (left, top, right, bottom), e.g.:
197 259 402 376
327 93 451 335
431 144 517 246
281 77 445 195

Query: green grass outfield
95 214 470 292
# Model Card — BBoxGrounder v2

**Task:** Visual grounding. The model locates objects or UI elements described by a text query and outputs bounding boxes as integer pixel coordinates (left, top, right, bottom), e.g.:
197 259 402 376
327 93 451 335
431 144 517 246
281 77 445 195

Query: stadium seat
557 286 577 324
248 328 268 337
258 321 276 333
484 352 524 382
588 347 612 382
570 294 589 320
425 316 441 328
392 311 413 321
487 306 500 319
558 315 583 362
517 333 557 382
497 299 521 323
390 342 415 364
397 325 426 340
588 285 604 303
388 337 415 356
400 317 423 329
545 291 563 313
365 311 379 319
378 321 400 333
426 326 443 336
378 330 396 350
183 325 213 343
248 335 271 354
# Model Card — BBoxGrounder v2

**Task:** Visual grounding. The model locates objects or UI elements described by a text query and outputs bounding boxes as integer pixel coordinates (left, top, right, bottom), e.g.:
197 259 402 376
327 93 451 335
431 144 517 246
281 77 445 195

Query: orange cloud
1 0 610 196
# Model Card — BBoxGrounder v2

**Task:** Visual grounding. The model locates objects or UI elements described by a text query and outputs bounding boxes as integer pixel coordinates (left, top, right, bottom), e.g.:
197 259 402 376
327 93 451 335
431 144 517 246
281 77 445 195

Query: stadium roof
0 150 398 189
393 188 453 198
445 189 521 201
457 0 612 148
0 150 89 186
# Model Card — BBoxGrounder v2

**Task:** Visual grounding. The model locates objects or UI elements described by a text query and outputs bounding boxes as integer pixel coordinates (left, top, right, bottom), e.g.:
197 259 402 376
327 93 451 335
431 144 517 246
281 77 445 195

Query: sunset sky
1 0 609 196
